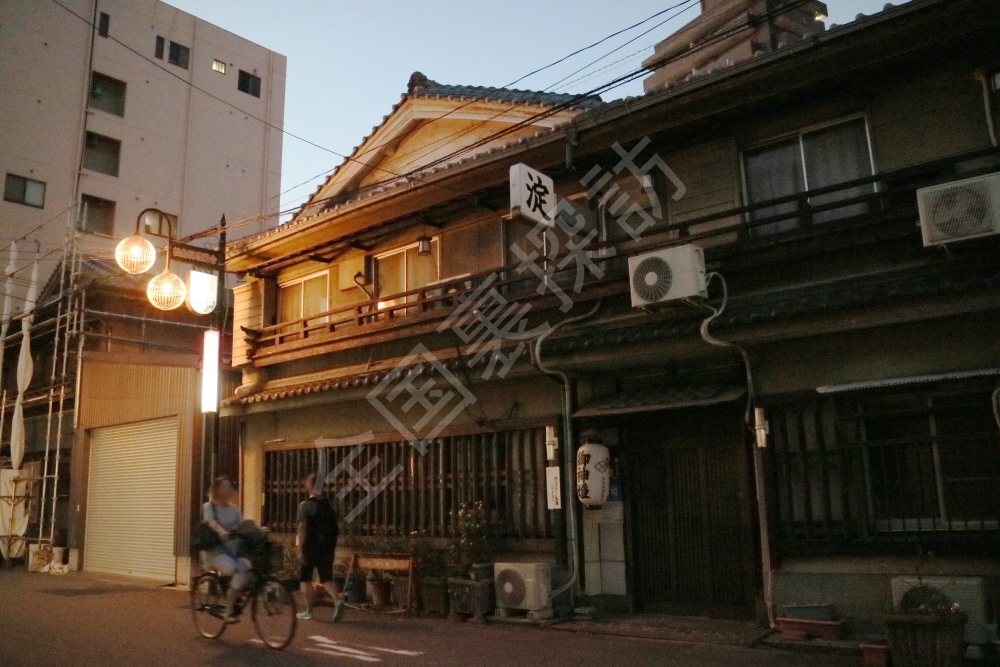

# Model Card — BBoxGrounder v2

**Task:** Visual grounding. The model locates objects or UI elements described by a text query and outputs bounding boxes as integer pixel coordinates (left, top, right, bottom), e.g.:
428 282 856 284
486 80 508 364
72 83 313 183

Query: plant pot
391 574 416 611
885 612 967 667
344 577 366 604
447 578 495 621
367 578 392 607
782 603 836 621
776 616 844 640
860 642 890 667
279 577 300 594
470 563 494 582
332 575 347 595
419 577 449 617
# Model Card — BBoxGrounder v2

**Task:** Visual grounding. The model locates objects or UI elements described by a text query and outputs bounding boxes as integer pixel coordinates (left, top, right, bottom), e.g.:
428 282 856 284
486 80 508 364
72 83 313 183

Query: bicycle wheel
251 578 297 650
191 573 228 639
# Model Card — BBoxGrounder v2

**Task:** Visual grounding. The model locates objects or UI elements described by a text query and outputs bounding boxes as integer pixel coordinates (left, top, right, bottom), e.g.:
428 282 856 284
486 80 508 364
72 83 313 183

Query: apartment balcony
241 146 1000 369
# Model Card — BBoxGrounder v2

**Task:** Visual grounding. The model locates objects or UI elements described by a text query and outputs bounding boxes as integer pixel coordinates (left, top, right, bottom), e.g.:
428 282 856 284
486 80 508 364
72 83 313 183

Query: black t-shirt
297 495 338 552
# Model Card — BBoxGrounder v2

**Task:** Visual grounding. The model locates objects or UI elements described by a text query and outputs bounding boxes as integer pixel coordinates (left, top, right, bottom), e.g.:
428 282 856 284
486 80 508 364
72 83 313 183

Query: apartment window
154 36 165 60
144 211 177 238
168 41 190 69
97 12 109 37
212 59 226 74
88 72 126 117
237 70 261 98
4 174 45 208
278 272 329 325
82 132 121 177
768 384 1000 555
376 240 438 314
744 117 875 236
80 194 115 235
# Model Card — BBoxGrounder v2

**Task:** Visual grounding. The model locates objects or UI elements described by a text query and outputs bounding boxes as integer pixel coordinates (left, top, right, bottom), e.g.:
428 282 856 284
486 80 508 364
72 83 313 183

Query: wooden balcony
242 146 1000 368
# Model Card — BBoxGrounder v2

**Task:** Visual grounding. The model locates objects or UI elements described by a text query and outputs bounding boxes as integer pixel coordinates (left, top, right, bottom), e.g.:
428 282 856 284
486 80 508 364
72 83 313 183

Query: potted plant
411 532 449 616
882 552 968 667
447 501 501 621
273 538 301 594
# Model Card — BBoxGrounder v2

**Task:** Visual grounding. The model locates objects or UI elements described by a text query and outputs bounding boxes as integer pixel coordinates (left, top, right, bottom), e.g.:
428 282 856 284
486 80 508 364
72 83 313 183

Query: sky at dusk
163 1 910 221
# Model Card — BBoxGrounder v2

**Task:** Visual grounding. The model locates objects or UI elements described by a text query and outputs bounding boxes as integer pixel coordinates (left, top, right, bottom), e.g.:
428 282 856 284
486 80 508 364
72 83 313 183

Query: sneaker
332 598 346 623
296 611 314 620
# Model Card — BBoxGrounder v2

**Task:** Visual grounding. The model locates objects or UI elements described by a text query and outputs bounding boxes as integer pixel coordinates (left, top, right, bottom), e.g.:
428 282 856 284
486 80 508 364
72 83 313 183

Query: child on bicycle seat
202 476 250 623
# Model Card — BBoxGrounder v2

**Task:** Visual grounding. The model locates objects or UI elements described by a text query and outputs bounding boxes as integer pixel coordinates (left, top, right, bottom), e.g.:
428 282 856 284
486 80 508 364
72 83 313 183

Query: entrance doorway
623 405 757 618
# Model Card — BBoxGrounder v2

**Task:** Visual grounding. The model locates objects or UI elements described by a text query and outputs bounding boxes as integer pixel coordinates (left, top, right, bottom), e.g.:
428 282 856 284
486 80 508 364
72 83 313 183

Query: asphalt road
0 569 857 666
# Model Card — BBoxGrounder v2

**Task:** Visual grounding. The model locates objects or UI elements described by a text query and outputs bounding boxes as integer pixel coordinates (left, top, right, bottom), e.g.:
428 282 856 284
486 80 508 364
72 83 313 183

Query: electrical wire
697 272 755 428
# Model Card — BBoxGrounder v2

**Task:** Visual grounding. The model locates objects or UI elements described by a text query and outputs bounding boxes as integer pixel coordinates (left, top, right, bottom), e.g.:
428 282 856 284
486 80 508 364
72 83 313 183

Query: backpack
305 496 338 550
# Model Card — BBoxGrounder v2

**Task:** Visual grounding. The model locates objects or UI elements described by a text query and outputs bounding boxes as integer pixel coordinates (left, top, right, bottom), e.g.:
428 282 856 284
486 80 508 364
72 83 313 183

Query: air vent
627 245 707 308
917 173 1000 246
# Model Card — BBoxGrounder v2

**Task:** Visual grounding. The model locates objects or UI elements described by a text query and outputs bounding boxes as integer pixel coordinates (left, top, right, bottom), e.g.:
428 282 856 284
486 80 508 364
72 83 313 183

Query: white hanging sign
546 466 562 510
510 163 556 228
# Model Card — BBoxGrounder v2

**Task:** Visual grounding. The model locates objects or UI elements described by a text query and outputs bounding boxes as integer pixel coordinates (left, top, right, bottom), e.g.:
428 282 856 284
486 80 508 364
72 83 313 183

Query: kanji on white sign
510 163 556 228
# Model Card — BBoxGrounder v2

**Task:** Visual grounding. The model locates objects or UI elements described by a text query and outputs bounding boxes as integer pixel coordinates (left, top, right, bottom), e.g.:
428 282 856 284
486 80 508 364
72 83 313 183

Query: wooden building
224 0 1000 632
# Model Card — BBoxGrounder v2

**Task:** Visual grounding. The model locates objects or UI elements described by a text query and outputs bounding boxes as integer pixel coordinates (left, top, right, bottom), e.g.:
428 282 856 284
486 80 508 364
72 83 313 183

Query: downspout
976 70 999 148
534 300 602 608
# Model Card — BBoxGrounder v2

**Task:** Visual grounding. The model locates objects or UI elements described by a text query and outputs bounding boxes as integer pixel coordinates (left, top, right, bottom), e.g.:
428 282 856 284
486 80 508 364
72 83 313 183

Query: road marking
304 647 381 662
306 635 424 661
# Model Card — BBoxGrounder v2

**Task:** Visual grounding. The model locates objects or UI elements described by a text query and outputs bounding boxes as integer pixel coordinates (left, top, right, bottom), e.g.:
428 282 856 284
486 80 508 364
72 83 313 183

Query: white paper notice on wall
510 163 557 228
546 466 562 510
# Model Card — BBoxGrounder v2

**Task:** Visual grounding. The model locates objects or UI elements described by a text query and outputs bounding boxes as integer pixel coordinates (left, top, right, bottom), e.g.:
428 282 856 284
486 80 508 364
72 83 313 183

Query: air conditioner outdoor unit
628 244 707 308
891 575 1000 649
495 562 552 612
917 173 1000 246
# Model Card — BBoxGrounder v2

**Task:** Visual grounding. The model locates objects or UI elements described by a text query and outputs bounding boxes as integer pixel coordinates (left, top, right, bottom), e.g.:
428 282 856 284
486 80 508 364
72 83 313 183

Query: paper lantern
115 234 156 274
577 437 611 506
147 269 186 310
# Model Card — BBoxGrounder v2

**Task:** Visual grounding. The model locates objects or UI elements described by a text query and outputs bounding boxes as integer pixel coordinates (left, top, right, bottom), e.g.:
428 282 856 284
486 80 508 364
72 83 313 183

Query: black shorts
298 550 334 583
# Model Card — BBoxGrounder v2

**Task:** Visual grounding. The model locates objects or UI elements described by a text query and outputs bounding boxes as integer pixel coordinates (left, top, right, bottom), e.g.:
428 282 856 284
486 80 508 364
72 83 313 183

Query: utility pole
209 215 226 482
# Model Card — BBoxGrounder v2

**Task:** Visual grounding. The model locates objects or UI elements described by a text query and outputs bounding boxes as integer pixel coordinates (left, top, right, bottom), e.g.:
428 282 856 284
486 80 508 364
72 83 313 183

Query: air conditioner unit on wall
917 173 1000 246
627 245 707 308
495 562 552 612
891 575 1000 648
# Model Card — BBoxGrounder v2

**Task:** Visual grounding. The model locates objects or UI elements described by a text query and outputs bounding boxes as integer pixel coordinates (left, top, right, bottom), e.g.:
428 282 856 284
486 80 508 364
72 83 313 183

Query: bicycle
190 537 297 650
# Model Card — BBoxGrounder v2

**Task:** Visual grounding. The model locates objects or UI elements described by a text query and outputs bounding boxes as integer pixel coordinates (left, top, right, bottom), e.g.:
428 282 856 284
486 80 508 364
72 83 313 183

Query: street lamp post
115 208 229 508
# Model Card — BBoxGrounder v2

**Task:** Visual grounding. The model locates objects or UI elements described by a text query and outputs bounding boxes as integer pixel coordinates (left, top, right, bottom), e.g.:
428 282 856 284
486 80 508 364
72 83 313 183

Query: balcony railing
243 146 1000 366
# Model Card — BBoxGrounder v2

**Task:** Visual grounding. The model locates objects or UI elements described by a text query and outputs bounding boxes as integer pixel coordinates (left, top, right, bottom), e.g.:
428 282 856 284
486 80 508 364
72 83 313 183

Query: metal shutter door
85 417 179 582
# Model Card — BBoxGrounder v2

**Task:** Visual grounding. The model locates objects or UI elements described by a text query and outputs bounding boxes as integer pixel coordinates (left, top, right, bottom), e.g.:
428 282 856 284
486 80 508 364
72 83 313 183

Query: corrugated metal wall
74 354 199 556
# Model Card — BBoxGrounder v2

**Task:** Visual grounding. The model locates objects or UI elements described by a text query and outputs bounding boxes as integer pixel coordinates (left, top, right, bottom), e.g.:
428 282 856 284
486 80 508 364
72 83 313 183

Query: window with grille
80 194 115 236
89 72 126 117
262 428 553 540
212 59 226 74
83 132 121 176
154 36 165 60
768 382 1000 555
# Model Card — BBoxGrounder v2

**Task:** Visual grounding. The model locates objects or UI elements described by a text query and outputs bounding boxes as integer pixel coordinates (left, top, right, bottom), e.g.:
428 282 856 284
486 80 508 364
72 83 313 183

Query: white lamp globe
115 235 156 274
147 269 186 310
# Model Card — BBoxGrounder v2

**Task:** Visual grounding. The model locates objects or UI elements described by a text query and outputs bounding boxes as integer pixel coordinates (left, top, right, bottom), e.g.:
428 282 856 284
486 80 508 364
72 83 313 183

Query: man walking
296 472 345 621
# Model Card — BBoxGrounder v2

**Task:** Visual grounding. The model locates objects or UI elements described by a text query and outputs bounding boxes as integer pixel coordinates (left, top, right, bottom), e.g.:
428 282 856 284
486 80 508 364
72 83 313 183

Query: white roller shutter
85 416 179 582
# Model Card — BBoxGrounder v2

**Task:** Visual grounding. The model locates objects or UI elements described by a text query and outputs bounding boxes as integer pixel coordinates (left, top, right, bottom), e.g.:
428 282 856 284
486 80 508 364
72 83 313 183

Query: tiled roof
547 263 1000 354
405 71 603 111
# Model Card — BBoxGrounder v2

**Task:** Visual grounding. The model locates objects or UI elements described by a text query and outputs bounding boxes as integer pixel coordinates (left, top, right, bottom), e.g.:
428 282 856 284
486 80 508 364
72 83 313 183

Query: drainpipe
976 70 999 148
533 300 602 609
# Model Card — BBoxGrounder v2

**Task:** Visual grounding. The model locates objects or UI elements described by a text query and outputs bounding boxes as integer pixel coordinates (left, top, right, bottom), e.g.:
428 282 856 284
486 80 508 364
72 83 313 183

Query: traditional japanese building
224 0 1000 636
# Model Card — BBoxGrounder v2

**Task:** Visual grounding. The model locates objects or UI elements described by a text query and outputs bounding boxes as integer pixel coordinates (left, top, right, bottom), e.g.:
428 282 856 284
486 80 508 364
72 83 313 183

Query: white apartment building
0 0 285 298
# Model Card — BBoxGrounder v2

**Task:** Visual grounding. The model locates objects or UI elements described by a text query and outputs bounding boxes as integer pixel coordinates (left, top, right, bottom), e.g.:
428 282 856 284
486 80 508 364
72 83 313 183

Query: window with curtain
745 118 875 236
278 273 329 325
375 241 438 315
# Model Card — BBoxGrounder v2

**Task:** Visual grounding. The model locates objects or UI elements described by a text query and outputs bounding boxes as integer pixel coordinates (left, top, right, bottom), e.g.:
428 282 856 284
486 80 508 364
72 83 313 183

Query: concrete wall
0 0 285 305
